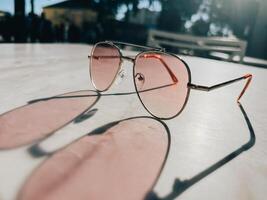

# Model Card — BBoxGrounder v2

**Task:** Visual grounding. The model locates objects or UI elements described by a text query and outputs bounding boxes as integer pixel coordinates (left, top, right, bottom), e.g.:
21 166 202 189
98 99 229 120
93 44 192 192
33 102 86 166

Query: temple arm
188 74 252 103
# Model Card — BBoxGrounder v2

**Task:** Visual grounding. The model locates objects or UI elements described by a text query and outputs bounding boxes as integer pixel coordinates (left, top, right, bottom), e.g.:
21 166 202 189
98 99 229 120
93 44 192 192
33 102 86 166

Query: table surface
0 44 266 200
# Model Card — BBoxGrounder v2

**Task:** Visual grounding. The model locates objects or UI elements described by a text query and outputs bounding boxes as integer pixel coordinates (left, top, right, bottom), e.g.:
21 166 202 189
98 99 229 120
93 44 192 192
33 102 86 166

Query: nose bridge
122 56 135 63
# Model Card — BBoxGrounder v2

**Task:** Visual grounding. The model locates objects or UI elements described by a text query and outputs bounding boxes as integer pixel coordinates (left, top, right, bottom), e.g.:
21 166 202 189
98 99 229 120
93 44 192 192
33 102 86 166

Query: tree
92 0 140 22
209 0 259 38
30 0 34 14
14 0 27 42
158 0 202 32
14 0 25 15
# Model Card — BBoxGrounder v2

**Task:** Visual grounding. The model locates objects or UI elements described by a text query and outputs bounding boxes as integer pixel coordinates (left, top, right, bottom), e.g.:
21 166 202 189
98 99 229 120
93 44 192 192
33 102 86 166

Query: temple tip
236 74 253 103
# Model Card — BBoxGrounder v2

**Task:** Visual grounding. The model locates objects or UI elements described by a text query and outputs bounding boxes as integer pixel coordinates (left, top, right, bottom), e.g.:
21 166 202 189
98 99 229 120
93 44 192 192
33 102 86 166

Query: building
42 0 98 28
0 10 10 19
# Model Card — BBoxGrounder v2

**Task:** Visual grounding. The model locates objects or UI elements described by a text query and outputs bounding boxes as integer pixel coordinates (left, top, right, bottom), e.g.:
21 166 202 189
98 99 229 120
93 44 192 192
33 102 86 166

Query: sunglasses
88 41 252 120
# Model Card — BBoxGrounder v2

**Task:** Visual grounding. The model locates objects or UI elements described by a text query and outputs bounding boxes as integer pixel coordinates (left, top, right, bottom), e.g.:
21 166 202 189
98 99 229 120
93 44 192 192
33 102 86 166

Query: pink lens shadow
134 52 190 119
18 117 170 200
90 43 121 91
0 90 99 149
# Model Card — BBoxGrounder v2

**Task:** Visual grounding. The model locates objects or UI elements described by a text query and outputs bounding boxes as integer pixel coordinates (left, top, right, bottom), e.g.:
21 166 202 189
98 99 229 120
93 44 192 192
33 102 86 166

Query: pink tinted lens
134 52 190 119
90 43 121 91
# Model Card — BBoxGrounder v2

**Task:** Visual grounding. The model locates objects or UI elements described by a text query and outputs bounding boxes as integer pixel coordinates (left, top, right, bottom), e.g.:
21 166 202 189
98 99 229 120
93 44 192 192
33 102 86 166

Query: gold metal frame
88 40 253 120
188 74 252 103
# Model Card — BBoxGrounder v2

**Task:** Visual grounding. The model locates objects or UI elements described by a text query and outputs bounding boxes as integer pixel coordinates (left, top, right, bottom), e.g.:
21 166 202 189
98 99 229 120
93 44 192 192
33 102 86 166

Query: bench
147 29 247 63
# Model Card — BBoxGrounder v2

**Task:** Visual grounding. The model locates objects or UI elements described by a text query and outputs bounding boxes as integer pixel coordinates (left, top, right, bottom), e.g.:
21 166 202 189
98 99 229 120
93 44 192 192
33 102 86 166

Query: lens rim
133 51 192 120
89 41 123 92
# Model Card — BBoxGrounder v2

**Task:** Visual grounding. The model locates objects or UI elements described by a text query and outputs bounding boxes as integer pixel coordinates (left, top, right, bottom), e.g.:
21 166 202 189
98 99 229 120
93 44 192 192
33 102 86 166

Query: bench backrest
147 29 247 63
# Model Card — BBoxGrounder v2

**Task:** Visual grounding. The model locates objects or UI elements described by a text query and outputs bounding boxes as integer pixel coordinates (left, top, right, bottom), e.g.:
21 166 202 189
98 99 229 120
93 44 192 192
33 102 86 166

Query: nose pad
135 73 145 89
115 68 126 85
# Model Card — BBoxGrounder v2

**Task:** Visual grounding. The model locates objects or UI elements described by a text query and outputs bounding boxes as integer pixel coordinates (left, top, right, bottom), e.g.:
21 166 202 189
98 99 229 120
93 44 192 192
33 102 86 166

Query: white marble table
0 44 266 200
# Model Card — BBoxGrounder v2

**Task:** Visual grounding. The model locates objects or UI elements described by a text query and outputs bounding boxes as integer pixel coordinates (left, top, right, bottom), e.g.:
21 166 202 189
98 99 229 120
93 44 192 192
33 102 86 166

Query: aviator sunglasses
88 41 252 120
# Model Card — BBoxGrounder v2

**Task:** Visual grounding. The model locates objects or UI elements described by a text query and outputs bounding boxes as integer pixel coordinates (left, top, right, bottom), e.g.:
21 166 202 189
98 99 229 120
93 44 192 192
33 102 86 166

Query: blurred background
0 0 266 65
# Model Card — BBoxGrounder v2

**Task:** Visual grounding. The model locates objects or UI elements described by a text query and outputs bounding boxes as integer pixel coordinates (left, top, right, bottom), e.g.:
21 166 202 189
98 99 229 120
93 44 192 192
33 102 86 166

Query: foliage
91 0 139 21
209 0 259 38
158 0 202 32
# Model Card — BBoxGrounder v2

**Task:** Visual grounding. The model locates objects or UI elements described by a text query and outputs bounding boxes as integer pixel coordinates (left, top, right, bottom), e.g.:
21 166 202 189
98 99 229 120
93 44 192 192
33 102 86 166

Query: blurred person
54 23 65 42
67 23 80 43
27 12 40 43
95 21 104 41
81 22 97 43
1 14 13 42
0 17 3 40
39 12 54 43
